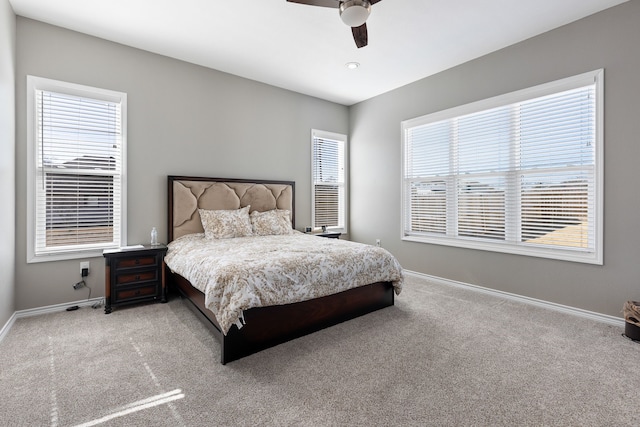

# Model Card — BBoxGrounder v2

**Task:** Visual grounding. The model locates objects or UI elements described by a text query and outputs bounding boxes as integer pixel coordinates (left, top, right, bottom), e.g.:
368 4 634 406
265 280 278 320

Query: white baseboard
13 297 104 319
405 270 625 327
0 312 17 343
0 297 104 343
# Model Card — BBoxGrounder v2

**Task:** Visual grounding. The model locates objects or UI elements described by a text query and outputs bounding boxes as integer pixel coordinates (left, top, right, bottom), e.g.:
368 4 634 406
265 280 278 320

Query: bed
166 175 403 364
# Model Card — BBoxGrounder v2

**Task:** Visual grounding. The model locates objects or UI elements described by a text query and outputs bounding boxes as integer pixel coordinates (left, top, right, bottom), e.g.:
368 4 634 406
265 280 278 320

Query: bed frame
167 175 394 364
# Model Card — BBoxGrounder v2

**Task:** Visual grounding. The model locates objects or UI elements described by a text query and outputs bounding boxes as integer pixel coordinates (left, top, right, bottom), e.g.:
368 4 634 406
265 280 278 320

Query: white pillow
250 209 294 236
199 206 253 239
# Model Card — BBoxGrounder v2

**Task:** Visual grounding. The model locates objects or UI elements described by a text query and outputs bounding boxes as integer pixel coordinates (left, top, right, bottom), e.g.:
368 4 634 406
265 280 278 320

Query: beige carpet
1 275 638 426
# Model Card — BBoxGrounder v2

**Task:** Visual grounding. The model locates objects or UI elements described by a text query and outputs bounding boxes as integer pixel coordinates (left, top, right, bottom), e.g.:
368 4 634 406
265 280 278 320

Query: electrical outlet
80 261 90 277
376 239 381 247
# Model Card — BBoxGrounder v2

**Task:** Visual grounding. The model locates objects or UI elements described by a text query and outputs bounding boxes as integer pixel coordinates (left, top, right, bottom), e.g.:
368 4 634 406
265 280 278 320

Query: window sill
27 247 117 263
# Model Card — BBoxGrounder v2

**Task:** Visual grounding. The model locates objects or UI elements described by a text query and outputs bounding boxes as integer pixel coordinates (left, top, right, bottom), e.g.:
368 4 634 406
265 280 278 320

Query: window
312 129 347 233
27 76 127 262
402 70 603 264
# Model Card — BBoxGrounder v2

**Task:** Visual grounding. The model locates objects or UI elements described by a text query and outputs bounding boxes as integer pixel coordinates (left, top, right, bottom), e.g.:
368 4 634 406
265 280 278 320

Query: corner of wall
0 0 17 327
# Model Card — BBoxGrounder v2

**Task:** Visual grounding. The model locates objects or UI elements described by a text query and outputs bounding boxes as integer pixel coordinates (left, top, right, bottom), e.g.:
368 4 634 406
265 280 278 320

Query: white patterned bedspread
165 232 404 334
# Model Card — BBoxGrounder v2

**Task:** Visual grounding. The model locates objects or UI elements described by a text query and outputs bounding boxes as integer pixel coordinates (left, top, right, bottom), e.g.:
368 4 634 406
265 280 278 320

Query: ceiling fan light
339 0 371 27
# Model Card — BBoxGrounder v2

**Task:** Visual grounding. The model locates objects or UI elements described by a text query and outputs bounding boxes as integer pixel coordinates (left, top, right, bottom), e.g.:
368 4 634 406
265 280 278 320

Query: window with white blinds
402 70 603 264
312 129 347 233
27 76 127 262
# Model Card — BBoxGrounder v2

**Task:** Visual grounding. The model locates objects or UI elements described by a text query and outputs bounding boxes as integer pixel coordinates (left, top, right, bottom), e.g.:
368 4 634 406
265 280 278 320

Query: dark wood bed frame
167 175 394 364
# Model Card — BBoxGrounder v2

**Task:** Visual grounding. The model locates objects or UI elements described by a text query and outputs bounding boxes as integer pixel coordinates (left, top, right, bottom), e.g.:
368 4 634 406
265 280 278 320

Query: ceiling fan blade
286 0 339 8
351 23 368 48
370 0 383 4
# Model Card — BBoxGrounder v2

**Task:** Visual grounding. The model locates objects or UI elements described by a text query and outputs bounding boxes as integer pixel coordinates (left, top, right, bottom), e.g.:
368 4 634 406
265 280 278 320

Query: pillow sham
199 206 253 239
250 209 294 236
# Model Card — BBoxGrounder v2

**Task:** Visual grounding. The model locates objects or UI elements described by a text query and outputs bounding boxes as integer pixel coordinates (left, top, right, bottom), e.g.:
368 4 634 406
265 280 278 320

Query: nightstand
103 245 168 314
315 232 341 239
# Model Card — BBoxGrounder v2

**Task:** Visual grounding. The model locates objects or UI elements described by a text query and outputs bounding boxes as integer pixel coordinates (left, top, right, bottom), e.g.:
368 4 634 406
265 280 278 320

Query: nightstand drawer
115 270 158 286
114 285 158 302
115 256 158 269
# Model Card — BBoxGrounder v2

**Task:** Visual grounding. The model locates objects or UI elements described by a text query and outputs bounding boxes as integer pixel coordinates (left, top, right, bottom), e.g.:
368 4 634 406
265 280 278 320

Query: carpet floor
1 274 638 426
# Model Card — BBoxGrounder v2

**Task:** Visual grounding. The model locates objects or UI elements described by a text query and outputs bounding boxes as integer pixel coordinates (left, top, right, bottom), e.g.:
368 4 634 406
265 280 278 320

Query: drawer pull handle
135 259 140 265
135 275 141 281
134 290 140 296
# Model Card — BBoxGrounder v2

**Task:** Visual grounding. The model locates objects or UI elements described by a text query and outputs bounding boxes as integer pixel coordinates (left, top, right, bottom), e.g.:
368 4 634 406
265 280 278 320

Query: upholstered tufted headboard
168 176 295 241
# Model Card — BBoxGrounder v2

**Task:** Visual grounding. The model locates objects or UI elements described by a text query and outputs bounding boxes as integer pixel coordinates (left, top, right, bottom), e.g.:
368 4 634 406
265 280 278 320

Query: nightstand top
313 232 341 239
103 244 167 256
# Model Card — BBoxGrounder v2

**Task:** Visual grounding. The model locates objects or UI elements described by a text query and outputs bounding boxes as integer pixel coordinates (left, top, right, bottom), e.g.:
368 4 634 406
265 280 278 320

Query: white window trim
311 129 348 234
26 76 127 263
401 69 604 265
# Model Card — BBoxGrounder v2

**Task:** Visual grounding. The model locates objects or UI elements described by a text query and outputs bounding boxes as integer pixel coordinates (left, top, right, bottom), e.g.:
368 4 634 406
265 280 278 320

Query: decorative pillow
250 209 294 236
199 206 253 239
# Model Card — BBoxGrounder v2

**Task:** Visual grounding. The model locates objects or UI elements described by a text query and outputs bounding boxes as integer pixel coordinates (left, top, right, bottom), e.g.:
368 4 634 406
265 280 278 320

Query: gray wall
15 18 348 310
11 2 640 319
350 1 640 318
0 0 16 326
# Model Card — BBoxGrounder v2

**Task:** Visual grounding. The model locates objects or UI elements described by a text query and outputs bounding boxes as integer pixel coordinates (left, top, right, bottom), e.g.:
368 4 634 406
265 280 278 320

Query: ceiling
9 0 627 106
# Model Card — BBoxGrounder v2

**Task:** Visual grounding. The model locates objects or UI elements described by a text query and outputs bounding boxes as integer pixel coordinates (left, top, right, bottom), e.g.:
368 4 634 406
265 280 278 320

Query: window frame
311 129 348 234
26 75 127 263
401 70 604 264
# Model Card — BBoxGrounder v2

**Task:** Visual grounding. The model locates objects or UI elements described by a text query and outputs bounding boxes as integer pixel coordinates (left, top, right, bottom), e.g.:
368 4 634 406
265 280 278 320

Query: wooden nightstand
103 245 168 314
315 232 341 239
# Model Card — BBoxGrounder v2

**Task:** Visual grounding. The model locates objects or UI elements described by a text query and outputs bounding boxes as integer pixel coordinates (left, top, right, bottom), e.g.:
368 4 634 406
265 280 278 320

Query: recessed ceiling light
345 62 360 70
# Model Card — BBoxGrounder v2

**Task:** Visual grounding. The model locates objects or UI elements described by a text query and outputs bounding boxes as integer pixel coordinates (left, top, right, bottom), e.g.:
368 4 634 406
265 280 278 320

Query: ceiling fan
286 0 383 48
